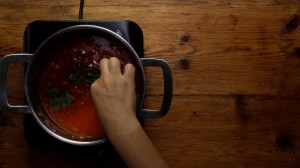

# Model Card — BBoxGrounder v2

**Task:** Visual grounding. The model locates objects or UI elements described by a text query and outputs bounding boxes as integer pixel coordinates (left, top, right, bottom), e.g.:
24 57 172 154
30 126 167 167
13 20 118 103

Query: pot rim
24 25 146 146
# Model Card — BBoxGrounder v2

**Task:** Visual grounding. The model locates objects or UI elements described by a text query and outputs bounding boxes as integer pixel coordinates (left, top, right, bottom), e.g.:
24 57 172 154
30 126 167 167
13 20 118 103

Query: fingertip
108 57 121 73
125 63 135 71
109 57 118 61
124 63 135 77
100 58 109 74
100 58 108 66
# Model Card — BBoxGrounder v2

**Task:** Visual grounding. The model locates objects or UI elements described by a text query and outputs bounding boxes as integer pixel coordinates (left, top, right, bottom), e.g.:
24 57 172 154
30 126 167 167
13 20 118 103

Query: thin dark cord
79 0 84 19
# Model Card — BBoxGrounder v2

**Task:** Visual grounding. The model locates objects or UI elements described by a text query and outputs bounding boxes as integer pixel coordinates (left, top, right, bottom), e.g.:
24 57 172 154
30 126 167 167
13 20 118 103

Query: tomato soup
38 31 142 139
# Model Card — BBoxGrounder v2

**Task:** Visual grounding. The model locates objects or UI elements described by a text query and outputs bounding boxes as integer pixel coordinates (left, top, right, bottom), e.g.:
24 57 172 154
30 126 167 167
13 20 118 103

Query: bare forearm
91 58 168 168
104 116 169 168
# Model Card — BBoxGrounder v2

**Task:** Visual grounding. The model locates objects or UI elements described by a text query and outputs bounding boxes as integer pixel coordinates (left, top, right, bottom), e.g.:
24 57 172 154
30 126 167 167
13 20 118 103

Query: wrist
101 111 141 138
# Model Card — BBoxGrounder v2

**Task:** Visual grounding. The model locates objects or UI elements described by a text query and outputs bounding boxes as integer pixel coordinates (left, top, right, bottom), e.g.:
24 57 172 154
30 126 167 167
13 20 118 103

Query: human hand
91 57 169 168
90 57 136 130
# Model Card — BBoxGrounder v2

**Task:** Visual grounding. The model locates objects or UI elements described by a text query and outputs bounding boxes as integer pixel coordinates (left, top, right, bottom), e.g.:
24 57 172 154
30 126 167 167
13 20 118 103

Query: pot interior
25 26 144 144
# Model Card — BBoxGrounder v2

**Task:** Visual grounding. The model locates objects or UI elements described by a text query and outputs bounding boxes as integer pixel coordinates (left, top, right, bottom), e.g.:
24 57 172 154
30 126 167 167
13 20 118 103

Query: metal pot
0 25 172 146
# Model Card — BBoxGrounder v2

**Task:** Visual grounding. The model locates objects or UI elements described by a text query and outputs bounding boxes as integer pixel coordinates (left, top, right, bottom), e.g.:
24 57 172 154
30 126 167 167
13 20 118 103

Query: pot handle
139 58 173 118
0 54 32 114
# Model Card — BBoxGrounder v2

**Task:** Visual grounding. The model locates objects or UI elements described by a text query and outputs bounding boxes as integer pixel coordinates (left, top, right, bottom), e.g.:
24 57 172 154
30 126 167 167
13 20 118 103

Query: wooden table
1 0 300 167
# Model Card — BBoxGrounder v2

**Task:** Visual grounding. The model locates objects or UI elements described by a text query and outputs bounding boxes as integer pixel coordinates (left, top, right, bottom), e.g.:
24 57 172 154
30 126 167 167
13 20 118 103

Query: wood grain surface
1 0 300 167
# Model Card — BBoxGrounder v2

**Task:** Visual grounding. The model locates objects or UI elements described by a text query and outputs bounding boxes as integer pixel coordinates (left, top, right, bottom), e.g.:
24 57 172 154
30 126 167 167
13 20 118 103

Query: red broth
39 32 142 139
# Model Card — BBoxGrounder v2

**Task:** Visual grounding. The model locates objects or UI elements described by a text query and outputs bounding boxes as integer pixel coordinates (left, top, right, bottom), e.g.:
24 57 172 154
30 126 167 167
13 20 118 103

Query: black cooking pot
0 25 172 145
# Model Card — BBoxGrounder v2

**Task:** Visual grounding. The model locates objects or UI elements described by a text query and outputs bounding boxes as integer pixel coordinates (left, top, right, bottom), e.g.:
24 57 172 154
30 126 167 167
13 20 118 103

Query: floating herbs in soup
39 32 142 139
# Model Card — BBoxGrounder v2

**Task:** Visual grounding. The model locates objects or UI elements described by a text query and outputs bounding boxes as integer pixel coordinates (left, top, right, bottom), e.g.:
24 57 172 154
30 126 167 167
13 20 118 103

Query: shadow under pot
0 25 173 146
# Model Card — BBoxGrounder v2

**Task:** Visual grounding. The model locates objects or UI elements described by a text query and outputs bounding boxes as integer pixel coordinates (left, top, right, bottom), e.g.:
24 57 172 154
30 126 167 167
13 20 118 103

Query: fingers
100 57 120 75
124 63 135 81
100 57 135 78
100 58 109 75
108 57 121 75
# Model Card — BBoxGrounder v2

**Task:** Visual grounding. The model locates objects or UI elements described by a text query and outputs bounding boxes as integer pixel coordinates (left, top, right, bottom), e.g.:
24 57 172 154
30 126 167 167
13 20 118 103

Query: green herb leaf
47 88 75 111
68 66 100 85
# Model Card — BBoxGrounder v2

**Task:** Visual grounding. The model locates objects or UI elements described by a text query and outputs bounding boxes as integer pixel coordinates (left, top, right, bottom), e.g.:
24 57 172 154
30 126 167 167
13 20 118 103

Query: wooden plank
143 95 300 167
0 4 299 96
0 0 299 6
0 0 300 167
1 95 300 167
